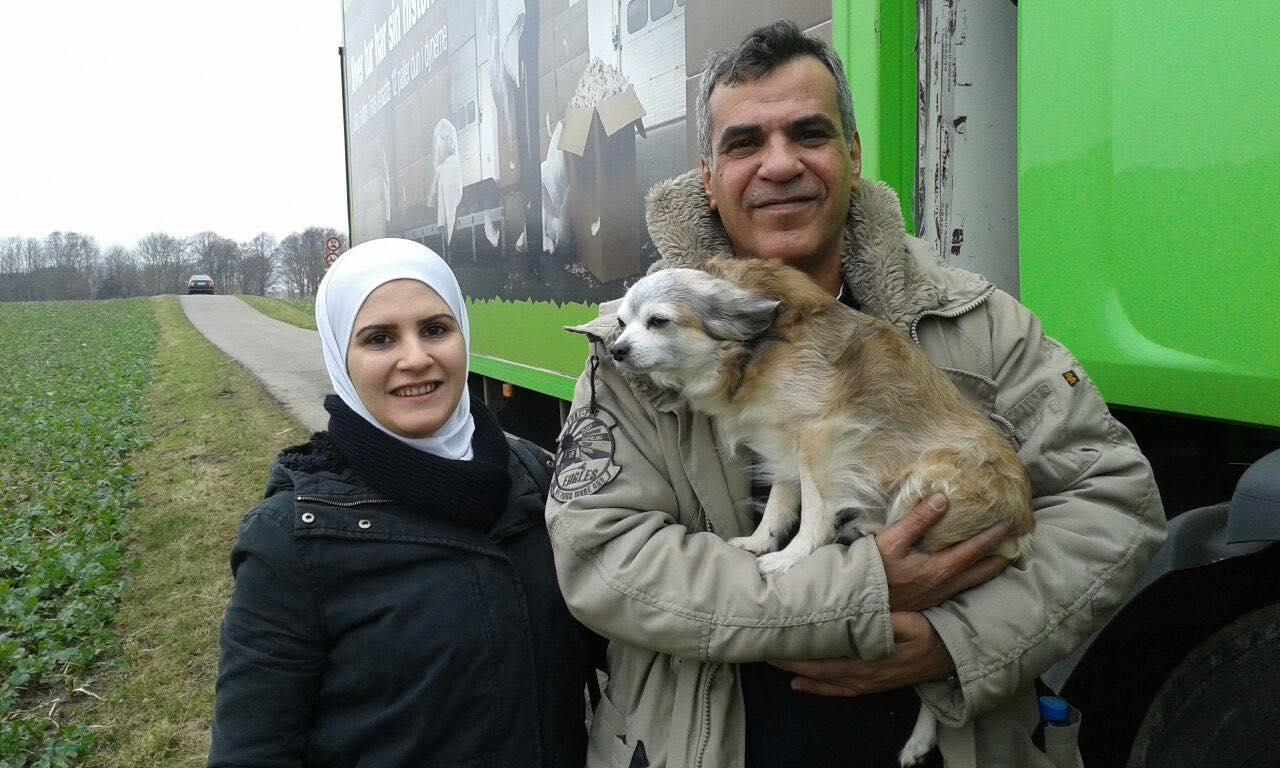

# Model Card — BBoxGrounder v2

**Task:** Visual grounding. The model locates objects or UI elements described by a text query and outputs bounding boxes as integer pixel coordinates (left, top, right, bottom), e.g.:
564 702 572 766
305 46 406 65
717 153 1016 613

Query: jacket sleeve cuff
918 608 975 726
849 535 895 661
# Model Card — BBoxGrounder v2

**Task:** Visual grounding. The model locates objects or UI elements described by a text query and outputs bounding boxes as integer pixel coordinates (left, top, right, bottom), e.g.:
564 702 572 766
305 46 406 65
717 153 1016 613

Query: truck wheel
1127 603 1280 768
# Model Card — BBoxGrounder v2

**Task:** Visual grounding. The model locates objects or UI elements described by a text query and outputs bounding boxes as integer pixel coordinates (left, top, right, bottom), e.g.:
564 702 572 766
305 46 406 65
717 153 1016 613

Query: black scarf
324 393 512 532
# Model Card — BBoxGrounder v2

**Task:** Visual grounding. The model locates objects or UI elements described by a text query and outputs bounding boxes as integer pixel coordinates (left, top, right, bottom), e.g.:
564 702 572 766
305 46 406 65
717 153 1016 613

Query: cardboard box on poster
560 86 647 284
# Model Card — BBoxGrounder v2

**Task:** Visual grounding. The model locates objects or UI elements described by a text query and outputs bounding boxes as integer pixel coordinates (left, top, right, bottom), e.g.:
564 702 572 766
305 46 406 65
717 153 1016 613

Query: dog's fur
609 258 1035 766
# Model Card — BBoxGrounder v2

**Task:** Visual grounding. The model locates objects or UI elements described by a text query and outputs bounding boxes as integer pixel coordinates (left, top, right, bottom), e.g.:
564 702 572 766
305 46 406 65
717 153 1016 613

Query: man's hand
877 493 1011 612
769 612 955 697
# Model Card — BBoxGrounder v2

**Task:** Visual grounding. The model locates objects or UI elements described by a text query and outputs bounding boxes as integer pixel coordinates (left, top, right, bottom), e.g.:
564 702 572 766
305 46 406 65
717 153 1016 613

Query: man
546 21 1164 768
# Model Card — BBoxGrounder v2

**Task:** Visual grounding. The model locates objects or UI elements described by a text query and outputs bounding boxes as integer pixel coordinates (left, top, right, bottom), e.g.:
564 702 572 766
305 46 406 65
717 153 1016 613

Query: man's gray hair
696 20 857 160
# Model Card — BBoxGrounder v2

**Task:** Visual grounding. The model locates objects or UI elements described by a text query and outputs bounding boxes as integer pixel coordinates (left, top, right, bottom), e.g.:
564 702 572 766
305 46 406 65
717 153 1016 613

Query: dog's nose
610 342 631 361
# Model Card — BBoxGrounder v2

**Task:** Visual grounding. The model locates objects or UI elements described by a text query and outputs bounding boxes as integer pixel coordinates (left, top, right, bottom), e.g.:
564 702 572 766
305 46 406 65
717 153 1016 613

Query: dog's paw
898 706 937 767
727 535 775 556
756 549 804 574
897 741 932 767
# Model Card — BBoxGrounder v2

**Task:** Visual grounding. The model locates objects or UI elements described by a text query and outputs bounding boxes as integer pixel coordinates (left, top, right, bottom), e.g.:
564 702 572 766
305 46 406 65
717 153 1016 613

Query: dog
608 258 1035 766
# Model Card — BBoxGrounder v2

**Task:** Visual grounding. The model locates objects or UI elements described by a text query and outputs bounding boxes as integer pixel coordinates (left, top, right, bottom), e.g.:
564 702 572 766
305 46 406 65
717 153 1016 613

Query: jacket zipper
694 663 719 768
909 285 996 345
294 495 393 507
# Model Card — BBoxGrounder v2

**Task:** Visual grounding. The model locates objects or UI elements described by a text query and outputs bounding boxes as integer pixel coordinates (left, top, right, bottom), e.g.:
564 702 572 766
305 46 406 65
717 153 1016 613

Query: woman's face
346 279 467 439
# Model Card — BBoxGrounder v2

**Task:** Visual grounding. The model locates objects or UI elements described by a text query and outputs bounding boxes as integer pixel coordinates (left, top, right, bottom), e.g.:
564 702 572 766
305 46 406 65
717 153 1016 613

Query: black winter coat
207 430 590 768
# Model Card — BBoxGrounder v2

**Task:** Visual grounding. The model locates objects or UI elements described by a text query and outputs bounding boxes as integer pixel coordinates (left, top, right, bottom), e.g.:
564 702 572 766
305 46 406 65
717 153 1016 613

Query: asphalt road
179 295 331 432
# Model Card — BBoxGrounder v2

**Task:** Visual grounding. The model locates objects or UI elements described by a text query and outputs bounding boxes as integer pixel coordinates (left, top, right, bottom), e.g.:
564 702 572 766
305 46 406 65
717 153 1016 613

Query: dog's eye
647 316 669 329
616 318 625 328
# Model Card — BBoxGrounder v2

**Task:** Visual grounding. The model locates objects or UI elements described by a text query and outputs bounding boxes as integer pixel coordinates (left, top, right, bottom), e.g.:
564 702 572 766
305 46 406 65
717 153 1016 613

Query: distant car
186 275 216 294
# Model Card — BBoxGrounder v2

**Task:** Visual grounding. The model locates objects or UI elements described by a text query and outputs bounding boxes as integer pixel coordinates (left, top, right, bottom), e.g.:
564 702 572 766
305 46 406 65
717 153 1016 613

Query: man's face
701 56 861 281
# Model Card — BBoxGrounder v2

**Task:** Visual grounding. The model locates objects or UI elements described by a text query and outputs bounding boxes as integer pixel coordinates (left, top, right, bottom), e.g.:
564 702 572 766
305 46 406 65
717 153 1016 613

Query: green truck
339 1 1279 763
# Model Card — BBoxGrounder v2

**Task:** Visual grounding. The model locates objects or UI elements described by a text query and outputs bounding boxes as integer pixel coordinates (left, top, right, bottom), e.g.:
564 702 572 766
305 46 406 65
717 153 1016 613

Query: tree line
0 227 347 302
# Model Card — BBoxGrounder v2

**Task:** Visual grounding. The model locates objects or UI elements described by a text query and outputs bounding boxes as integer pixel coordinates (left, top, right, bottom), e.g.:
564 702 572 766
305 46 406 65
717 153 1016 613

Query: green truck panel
468 297 592 400
1018 0 1280 428
834 0 917 232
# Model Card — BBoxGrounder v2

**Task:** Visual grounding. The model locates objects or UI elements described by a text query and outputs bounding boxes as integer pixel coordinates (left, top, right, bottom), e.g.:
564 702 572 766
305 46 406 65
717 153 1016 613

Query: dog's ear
701 284 780 341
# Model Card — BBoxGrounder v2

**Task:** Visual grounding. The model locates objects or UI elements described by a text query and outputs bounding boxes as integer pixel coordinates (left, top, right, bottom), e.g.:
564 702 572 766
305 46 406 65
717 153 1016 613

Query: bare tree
189 231 219 275
188 231 239 292
19 238 51 300
279 228 344 297
278 233 309 297
136 231 187 295
44 232 68 268
65 232 100 272
96 245 143 299
0 237 27 301
21 238 44 274
238 232 278 295
23 231 101 299
212 238 241 293
42 232 72 299
65 232 100 299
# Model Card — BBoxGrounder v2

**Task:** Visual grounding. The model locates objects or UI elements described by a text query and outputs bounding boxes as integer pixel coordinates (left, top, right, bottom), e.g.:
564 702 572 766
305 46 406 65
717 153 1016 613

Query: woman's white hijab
316 238 475 460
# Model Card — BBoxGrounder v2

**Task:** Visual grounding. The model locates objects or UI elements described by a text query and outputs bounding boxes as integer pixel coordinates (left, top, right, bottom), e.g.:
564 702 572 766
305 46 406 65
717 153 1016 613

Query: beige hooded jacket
546 172 1166 767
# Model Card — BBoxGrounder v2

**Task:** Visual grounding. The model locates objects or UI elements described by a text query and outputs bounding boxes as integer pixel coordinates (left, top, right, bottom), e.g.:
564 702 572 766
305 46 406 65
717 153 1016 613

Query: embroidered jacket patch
551 406 622 502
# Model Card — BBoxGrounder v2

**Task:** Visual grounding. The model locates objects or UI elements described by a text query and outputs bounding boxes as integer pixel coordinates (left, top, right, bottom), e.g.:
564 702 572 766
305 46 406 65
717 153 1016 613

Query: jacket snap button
358 519 372 529
301 512 315 524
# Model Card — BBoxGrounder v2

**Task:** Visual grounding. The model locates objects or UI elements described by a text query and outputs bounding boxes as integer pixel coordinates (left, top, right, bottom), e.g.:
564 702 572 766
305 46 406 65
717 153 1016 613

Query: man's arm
769 495 1010 695
911 294 1166 725
770 612 955 695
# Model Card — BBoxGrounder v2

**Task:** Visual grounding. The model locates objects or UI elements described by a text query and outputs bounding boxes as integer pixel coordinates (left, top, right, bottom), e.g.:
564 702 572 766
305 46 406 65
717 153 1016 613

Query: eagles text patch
552 407 622 502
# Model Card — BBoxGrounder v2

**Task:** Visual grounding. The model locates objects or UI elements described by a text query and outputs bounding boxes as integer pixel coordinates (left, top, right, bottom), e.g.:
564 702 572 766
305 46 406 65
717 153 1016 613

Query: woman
208 238 591 767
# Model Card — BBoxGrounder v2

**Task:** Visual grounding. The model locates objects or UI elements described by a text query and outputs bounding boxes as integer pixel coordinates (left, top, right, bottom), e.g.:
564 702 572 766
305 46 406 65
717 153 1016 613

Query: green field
0 298 308 767
0 300 157 766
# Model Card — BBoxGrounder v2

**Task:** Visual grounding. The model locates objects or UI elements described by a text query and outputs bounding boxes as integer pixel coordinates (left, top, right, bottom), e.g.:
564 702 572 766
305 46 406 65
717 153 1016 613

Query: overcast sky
0 1 349 250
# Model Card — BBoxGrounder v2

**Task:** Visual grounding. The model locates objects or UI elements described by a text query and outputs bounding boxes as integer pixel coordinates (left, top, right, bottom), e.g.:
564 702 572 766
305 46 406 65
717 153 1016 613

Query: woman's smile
392 382 441 397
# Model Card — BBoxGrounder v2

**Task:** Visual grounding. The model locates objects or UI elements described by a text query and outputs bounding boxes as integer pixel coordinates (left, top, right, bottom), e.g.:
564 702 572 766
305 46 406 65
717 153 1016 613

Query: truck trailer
338 1 1280 764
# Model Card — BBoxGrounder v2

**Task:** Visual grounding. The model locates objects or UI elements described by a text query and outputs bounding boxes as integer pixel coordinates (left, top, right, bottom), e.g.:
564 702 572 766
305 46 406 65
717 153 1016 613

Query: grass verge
233 295 316 330
81 296 308 766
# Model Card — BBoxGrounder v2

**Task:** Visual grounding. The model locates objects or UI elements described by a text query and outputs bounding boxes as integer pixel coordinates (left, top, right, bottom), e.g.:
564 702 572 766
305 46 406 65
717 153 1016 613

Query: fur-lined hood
643 169 990 333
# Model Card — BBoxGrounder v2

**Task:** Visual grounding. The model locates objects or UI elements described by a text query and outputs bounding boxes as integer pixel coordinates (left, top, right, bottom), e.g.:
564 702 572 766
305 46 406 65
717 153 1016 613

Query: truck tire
1127 603 1280 768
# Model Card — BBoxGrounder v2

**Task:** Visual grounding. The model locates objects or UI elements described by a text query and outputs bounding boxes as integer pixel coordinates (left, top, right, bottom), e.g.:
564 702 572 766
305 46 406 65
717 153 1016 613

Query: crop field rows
0 300 158 766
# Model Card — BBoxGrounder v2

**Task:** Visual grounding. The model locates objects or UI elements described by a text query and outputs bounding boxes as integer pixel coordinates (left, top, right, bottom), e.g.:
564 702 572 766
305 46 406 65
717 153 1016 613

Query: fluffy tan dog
608 258 1035 765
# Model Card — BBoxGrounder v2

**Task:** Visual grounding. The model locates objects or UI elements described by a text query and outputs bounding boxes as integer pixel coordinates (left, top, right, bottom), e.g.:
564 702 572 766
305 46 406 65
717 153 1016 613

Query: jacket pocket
1042 703 1084 768
939 367 1022 445
587 690 634 768
970 687 1085 768
940 367 998 416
